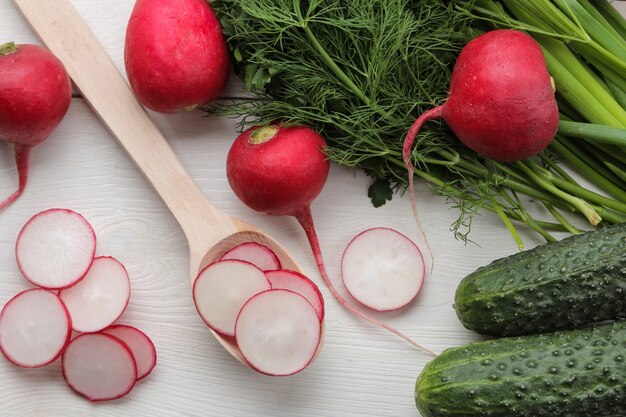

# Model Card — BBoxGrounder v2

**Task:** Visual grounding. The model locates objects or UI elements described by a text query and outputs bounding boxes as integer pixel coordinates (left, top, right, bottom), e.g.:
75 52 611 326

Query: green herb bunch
209 0 626 245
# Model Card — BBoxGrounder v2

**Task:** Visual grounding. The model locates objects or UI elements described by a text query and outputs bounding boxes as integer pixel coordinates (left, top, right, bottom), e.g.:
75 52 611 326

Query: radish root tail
295 206 437 357
0 145 31 210
402 106 444 275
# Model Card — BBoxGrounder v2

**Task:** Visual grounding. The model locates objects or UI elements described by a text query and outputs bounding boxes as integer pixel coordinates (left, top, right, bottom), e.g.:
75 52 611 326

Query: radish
341 228 425 312
102 325 156 381
192 260 270 336
16 208 97 289
124 0 229 113
402 30 559 238
0 289 71 368
235 289 321 376
220 242 281 271
265 269 324 320
226 124 435 355
62 333 137 402
0 42 72 209
58 256 131 333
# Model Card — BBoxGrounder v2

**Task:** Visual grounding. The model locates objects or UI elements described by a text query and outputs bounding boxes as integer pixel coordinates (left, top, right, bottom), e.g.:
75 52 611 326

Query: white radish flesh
235 289 321 376
265 270 324 320
102 325 156 380
193 260 270 336
219 242 281 271
0 289 71 368
16 208 96 289
62 333 137 401
341 228 425 312
59 257 131 333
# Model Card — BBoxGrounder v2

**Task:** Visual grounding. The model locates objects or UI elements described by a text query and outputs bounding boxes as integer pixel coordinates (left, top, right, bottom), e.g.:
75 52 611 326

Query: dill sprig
207 0 626 243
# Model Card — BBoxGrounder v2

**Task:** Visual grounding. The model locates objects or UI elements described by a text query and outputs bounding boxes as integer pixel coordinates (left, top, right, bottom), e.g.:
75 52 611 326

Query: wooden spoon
14 0 317 366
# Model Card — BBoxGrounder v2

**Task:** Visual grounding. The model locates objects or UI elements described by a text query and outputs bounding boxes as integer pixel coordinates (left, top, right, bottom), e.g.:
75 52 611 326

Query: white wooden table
1 2 624 416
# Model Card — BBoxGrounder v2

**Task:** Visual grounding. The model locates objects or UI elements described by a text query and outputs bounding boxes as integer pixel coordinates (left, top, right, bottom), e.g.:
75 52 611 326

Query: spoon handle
13 0 230 239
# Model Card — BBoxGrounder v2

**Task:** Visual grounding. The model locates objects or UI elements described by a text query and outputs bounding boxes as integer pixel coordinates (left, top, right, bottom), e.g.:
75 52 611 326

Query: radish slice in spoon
16 208 96 289
193 260 270 336
265 270 324 320
220 242 281 271
59 257 131 333
0 289 71 368
341 228 425 312
62 333 137 401
102 325 156 380
235 289 321 376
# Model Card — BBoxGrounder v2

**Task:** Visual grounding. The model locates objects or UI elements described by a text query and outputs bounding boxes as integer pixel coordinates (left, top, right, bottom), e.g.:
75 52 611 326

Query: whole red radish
226 124 435 355
402 29 559 242
403 29 558 165
0 42 72 209
227 125 330 218
124 0 230 113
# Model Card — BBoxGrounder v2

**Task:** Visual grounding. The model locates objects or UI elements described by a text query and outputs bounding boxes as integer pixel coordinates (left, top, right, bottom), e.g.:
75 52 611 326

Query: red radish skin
226 124 436 355
341 228 425 312
59 256 131 333
62 333 137 402
402 30 559 243
0 289 72 368
227 125 330 217
235 289 321 376
124 0 229 113
16 208 97 290
102 325 156 381
266 269 325 321
192 259 270 336
220 242 281 271
0 43 72 209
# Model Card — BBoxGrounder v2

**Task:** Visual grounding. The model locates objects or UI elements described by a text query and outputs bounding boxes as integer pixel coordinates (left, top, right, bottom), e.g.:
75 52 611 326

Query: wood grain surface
1 2 624 416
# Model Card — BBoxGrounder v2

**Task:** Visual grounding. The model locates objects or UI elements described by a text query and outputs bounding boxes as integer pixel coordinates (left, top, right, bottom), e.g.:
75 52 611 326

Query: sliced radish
16 208 96 289
0 289 71 368
62 333 137 401
235 289 321 376
193 260 270 336
102 325 156 380
341 227 425 312
220 242 281 271
59 257 130 333
266 270 324 321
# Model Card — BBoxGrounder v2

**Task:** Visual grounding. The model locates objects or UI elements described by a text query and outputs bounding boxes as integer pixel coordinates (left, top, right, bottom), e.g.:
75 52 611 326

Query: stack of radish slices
193 242 325 376
0 208 156 401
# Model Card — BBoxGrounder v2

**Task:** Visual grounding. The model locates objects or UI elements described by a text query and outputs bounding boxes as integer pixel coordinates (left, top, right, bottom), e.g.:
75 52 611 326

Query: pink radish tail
0 145 31 210
402 106 444 275
295 206 437 357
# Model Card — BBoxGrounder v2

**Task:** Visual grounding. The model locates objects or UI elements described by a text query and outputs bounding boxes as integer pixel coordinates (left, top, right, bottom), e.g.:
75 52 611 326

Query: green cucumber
455 223 626 337
416 321 626 417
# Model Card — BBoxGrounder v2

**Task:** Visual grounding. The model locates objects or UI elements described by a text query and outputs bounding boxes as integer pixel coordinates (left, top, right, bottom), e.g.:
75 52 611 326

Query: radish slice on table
0 289 71 368
16 208 96 289
341 228 425 312
102 325 156 380
220 242 281 271
59 257 131 333
235 289 321 376
62 333 137 401
193 260 270 336
265 270 324 320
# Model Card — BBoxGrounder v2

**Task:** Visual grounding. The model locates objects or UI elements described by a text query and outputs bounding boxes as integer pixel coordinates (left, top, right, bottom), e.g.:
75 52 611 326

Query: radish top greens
209 0 626 244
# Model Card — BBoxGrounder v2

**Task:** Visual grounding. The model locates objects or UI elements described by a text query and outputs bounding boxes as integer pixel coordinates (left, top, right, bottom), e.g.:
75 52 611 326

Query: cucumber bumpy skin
416 321 626 417
454 223 626 337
